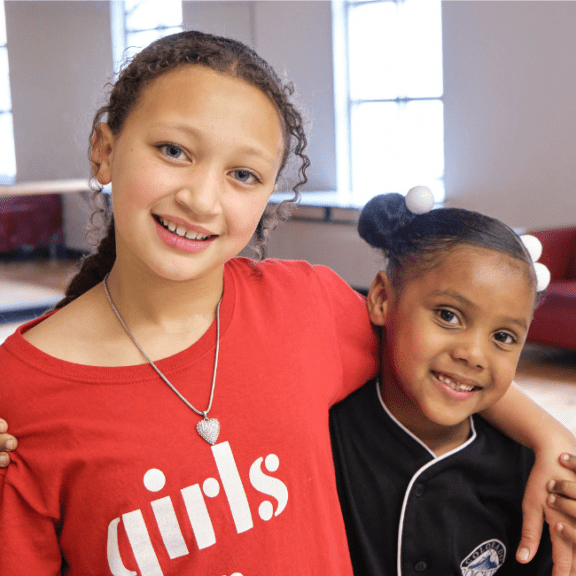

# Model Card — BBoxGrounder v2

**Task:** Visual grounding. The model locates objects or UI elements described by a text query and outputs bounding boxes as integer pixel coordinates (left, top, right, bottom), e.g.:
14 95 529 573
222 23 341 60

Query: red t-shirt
0 258 378 576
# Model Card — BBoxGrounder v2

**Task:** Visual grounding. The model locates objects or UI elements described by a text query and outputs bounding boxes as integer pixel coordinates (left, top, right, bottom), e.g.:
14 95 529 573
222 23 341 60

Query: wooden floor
1 256 575 435
0 257 79 342
0 257 79 291
515 343 576 435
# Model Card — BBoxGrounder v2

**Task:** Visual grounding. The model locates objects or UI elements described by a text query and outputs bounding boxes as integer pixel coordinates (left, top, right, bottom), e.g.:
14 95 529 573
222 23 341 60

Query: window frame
332 0 444 205
0 0 16 184
111 0 183 73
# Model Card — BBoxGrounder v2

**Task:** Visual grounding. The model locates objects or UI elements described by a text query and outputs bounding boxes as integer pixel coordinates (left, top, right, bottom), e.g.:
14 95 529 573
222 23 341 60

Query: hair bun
358 193 415 252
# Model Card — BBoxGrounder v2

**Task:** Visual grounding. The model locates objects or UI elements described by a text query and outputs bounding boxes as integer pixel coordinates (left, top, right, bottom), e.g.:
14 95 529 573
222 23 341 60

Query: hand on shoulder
0 419 16 468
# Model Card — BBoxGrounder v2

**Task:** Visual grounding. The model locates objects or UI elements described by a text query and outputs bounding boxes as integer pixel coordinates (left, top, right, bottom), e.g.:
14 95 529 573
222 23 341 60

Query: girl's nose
450 333 487 370
175 167 223 216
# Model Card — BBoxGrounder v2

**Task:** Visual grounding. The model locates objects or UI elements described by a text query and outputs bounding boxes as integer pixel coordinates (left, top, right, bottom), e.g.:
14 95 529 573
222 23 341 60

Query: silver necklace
103 274 221 445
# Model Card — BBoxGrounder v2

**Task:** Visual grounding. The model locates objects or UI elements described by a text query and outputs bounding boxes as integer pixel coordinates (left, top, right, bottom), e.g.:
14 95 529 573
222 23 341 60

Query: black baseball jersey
330 379 552 576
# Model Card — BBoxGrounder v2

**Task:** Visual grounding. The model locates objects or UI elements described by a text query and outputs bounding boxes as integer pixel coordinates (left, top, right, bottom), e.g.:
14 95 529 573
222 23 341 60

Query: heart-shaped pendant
196 418 221 445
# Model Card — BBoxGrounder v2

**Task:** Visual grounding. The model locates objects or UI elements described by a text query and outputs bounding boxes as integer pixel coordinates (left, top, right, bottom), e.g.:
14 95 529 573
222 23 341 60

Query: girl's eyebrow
429 289 477 310
429 289 528 330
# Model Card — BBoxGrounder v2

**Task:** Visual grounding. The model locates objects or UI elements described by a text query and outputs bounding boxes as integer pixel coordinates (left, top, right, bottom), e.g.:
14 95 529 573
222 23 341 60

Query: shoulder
19 285 122 364
473 415 535 472
227 257 357 296
226 257 368 325
331 379 377 416
228 256 340 280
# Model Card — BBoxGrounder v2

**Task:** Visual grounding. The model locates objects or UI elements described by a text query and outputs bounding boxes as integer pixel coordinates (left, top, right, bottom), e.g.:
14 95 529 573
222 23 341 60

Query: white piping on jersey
375 380 478 576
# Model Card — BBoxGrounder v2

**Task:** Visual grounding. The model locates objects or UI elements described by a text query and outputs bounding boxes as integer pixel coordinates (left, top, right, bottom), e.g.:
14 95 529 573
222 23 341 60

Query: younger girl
330 192 564 574
0 31 574 575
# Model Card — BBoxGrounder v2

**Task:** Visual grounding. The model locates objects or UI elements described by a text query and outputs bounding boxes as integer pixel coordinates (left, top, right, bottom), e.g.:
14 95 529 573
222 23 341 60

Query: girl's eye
494 332 517 345
158 144 185 160
232 169 260 185
437 308 459 325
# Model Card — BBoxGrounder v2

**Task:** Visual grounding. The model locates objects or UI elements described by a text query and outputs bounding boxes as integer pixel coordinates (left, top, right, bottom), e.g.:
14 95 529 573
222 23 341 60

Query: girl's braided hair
57 30 309 309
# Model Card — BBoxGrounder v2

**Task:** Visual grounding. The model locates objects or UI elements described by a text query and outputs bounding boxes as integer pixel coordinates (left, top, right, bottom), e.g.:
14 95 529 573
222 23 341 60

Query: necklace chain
102 274 221 424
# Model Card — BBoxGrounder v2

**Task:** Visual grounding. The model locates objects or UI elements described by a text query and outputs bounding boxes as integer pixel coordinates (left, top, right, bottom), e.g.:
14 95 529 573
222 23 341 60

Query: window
0 0 16 184
111 0 183 70
332 0 444 206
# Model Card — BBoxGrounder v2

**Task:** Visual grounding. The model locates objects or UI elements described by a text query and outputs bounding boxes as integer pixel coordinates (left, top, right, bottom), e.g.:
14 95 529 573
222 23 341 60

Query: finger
560 454 576 471
556 522 576 547
551 527 574 576
517 505 543 563
0 433 17 453
550 480 576 501
0 452 9 468
549 494 576 521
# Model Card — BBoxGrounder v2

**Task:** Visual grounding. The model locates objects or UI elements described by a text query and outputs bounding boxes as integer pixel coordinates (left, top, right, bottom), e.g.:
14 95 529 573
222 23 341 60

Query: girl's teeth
437 373 475 392
158 217 209 240
185 231 207 240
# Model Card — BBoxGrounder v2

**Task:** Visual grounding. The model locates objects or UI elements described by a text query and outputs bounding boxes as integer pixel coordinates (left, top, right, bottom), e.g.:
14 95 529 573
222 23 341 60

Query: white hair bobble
405 186 435 215
520 234 551 292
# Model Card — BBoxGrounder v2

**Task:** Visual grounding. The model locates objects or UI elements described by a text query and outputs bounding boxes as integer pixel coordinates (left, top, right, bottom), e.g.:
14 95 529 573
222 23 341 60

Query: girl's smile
153 215 217 254
431 370 482 395
93 65 284 284
369 245 535 454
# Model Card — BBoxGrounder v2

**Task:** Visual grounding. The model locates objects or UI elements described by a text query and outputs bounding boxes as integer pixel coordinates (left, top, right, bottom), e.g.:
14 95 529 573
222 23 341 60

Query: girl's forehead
424 245 529 283
410 244 527 275
135 66 281 124
409 244 536 311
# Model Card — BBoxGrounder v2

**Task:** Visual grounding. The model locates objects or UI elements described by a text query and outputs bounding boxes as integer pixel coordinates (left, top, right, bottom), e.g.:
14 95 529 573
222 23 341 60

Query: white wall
5 1 113 251
6 1 113 180
264 209 382 290
443 1 576 230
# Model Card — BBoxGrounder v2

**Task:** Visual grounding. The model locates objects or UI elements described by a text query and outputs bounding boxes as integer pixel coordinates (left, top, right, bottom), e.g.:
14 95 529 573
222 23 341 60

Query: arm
0 475 62 574
0 419 17 467
481 383 576 576
548 454 576 574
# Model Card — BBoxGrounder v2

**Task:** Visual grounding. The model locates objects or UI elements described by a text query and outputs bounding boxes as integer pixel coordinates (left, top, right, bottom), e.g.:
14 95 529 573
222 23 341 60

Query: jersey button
414 560 428 572
414 483 425 497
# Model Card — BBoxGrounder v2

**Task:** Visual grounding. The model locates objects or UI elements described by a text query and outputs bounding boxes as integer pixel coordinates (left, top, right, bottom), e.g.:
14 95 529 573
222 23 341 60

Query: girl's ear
367 271 394 326
91 123 115 185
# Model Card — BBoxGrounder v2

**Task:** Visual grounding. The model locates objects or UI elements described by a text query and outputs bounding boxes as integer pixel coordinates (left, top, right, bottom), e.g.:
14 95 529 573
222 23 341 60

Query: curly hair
57 30 310 309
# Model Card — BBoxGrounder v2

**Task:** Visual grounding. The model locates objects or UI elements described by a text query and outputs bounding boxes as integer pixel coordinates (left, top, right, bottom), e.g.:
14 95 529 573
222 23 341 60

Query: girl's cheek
230 195 270 230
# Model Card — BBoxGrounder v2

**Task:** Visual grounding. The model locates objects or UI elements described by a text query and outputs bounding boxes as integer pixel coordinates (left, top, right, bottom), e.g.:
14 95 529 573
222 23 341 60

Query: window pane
0 112 16 182
348 2 400 101
125 0 182 32
0 47 10 111
348 0 443 100
350 100 444 203
401 0 443 98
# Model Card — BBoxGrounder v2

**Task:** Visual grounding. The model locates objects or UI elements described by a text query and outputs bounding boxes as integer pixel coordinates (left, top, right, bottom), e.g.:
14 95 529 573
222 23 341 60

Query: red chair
0 195 62 254
526 227 576 351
